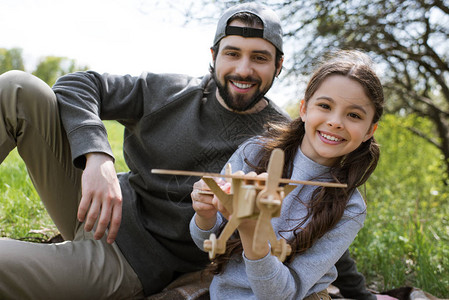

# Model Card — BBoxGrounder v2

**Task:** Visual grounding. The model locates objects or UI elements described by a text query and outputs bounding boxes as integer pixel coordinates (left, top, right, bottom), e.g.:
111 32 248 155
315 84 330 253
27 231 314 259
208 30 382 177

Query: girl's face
299 74 377 166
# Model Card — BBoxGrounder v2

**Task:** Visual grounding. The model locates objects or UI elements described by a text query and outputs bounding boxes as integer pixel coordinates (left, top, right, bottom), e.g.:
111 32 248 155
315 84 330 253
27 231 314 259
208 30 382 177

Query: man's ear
364 123 378 142
210 47 216 63
275 56 284 77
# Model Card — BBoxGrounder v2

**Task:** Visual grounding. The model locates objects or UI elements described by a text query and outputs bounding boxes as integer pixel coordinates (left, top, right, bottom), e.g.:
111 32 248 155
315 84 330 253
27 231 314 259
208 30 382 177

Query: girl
189 50 384 300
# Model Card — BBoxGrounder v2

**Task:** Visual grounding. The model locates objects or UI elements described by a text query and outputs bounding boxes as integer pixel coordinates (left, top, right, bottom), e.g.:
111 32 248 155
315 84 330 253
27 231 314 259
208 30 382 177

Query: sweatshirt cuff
67 124 114 169
189 213 224 250
243 249 281 280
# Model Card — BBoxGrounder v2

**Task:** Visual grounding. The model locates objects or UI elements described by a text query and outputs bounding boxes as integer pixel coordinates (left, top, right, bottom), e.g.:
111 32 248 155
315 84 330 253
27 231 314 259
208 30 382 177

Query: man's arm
53 71 144 243
53 71 145 168
333 249 376 300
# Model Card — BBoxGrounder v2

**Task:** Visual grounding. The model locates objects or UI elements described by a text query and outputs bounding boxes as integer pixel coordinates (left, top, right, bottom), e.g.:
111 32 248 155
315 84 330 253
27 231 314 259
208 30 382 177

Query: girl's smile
318 130 346 144
299 74 378 166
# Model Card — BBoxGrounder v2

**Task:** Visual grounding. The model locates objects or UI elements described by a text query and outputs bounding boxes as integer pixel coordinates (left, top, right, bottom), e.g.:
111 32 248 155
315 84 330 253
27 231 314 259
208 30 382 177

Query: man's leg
0 71 144 299
0 70 81 239
0 233 143 300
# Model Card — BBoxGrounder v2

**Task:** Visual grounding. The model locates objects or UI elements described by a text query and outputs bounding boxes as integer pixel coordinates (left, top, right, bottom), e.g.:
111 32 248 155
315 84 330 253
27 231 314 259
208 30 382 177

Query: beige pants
0 71 143 300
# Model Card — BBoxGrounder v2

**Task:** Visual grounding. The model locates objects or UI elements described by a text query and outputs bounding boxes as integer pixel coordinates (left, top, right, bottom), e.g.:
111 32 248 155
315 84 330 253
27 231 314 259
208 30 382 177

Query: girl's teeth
232 81 252 89
321 132 341 141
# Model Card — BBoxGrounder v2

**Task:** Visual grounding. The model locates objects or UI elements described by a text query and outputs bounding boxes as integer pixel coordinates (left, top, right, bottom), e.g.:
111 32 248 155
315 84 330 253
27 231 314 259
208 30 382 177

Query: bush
352 114 449 296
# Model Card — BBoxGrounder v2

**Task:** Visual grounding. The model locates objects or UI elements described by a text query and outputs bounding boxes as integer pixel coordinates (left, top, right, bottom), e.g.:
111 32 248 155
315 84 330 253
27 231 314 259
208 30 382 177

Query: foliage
353 114 449 296
0 47 88 86
32 56 88 86
275 0 449 178
0 121 127 239
284 99 300 119
0 48 24 74
104 121 129 173
0 148 54 239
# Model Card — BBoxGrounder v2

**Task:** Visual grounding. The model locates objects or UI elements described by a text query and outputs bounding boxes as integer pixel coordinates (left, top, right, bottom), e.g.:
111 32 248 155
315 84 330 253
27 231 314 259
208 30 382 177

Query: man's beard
212 72 274 112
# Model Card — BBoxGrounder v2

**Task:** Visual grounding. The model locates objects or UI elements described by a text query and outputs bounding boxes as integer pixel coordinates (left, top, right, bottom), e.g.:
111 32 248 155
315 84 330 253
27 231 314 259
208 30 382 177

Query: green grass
0 121 127 240
1 117 448 297
353 114 449 296
0 150 55 239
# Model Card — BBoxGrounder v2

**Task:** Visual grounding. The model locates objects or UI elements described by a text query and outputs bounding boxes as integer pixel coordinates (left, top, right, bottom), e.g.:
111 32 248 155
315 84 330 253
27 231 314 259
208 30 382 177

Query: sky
0 0 294 107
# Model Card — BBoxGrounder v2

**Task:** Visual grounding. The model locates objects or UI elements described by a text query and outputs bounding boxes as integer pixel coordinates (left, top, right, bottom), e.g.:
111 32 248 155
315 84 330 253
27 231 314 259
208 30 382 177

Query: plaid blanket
147 276 447 300
146 271 212 300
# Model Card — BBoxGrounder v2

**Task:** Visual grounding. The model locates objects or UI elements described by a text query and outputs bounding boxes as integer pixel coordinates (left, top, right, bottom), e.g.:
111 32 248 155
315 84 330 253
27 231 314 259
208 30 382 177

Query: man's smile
230 80 254 90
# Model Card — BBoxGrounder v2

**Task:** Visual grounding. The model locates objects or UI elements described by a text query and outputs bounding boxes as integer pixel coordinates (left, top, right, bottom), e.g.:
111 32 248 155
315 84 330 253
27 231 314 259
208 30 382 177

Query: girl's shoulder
344 188 368 221
239 137 264 155
225 137 265 173
349 188 367 207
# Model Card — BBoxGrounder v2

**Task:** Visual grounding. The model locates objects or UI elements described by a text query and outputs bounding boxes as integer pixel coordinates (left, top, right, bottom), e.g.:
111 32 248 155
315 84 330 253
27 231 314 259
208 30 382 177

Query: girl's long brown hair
208 50 384 273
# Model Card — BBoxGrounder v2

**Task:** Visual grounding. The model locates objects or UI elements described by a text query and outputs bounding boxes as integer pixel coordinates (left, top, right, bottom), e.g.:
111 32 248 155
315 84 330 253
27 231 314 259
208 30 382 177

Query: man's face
212 20 282 112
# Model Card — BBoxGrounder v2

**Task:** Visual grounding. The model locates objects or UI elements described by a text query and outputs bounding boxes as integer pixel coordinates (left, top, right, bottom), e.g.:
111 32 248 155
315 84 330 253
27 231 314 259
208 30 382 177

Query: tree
0 48 25 74
184 0 449 180
1 48 88 86
285 0 449 180
33 56 88 86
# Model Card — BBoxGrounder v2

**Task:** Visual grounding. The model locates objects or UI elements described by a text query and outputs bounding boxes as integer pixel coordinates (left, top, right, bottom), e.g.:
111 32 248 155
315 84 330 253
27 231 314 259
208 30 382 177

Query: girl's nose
327 117 343 129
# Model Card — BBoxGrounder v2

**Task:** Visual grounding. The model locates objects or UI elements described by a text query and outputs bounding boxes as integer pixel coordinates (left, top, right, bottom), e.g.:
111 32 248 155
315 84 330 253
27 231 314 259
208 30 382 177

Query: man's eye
254 56 268 62
225 52 238 57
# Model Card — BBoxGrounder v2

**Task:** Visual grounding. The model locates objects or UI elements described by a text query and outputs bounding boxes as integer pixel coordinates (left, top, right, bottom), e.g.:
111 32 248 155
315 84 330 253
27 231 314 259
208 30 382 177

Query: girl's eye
348 112 362 119
318 103 330 109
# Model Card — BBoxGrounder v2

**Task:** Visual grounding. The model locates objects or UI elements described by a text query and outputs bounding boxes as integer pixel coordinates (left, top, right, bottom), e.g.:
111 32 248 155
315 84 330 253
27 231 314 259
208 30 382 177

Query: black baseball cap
213 2 283 54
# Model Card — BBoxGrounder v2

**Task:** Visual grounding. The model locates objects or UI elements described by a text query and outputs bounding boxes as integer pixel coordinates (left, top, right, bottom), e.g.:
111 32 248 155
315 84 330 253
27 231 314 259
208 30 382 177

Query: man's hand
78 152 122 244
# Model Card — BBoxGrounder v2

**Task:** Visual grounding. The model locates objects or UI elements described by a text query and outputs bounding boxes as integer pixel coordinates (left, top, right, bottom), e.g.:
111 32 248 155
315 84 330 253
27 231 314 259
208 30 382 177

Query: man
0 3 286 299
0 2 388 299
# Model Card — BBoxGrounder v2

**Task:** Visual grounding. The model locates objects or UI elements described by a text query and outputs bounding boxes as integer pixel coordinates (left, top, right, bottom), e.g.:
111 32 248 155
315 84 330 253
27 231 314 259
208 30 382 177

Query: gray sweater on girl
190 140 366 300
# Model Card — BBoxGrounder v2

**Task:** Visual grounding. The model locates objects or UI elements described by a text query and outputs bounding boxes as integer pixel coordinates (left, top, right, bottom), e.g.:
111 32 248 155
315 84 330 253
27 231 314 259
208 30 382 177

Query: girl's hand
237 171 271 260
191 178 229 230
213 181 231 219
191 179 217 218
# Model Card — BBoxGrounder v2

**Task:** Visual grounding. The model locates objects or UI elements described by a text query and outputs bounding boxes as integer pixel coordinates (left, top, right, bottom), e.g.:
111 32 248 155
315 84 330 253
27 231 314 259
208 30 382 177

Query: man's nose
235 57 254 78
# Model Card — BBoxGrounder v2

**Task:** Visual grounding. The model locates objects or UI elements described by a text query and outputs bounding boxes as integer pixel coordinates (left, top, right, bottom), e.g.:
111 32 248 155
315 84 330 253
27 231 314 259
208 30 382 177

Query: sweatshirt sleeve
52 71 145 168
244 195 366 300
243 252 299 299
189 213 224 251
190 140 261 250
333 249 377 300
221 138 263 174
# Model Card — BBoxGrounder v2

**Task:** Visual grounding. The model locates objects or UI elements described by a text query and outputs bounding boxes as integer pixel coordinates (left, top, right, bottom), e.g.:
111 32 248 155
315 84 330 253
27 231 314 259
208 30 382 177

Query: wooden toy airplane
151 149 347 262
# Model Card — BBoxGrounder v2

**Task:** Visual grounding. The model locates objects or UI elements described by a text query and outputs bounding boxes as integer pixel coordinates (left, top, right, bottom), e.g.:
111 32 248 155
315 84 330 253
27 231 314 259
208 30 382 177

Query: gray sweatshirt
53 71 288 295
190 140 366 300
